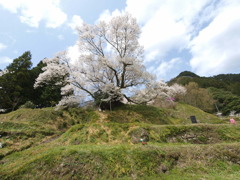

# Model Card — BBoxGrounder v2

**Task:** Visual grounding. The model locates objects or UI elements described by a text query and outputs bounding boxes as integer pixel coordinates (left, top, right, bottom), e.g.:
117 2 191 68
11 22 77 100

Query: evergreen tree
0 51 32 111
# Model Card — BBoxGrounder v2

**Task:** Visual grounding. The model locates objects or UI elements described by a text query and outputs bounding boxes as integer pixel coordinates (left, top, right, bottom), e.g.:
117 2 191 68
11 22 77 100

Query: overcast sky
0 0 240 81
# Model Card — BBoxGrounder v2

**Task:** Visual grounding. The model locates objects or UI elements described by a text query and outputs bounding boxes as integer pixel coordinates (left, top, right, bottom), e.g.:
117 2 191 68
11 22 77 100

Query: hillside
169 71 240 96
169 71 240 115
0 104 240 179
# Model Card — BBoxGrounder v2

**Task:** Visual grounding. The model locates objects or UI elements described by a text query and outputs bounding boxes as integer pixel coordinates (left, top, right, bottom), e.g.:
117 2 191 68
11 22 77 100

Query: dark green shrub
19 101 36 109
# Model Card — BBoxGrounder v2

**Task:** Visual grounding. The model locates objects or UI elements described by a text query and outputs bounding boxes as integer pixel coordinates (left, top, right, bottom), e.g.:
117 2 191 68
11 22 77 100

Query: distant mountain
213 74 240 83
176 71 200 78
169 71 240 115
169 71 240 96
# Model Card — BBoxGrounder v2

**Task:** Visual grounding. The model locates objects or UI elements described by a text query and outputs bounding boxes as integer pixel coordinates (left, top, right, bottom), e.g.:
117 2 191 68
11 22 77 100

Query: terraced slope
0 104 239 179
0 107 98 158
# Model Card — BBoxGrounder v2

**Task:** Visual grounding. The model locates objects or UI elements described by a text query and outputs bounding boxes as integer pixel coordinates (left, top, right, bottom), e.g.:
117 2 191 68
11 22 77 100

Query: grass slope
166 103 224 124
1 143 240 180
0 103 239 179
54 123 240 145
0 107 98 158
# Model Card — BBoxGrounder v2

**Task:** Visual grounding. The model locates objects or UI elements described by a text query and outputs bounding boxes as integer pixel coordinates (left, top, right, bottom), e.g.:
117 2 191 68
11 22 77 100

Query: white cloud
0 56 12 64
97 9 111 22
97 9 123 23
68 15 84 34
0 0 67 28
189 0 240 76
66 44 81 63
153 58 182 79
126 0 211 62
0 43 7 51
139 12 189 61
124 0 240 77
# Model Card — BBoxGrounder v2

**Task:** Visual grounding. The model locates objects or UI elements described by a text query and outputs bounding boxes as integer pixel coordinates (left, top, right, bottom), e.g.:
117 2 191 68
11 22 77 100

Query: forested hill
169 71 240 96
213 73 240 82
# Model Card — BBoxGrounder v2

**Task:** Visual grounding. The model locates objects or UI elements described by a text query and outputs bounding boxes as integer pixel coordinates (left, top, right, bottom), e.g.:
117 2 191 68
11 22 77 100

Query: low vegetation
0 103 239 179
1 143 240 179
0 107 98 158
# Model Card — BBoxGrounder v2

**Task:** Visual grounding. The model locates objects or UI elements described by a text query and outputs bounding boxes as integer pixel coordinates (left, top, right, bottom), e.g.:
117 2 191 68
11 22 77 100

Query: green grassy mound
1 143 239 180
0 103 239 179
55 123 240 145
106 104 224 124
0 108 98 158
166 103 224 124
106 105 171 124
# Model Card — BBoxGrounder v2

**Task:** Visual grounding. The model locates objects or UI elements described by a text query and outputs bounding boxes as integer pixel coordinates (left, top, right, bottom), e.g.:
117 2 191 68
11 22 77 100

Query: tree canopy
35 13 177 108
0 52 64 112
0 51 32 111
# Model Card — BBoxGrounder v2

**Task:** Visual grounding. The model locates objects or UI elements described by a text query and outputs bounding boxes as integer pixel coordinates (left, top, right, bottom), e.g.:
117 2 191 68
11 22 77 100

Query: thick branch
71 81 95 99
106 64 120 87
120 63 127 88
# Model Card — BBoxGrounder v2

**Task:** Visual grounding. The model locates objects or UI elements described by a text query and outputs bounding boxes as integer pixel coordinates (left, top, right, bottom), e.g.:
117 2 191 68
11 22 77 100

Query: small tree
152 83 186 108
181 82 215 112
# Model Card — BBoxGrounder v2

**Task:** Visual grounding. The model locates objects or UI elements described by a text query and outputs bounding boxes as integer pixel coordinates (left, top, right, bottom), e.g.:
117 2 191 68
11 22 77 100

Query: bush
20 101 36 109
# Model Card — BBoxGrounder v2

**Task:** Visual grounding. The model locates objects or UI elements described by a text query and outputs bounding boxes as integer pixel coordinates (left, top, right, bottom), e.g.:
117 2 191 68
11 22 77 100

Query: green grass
1 143 240 179
166 103 225 124
0 107 99 158
107 104 171 124
53 122 240 145
105 103 225 125
0 103 239 179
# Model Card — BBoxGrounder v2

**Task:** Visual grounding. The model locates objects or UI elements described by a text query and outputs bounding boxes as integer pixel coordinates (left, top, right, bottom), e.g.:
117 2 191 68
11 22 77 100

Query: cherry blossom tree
34 13 174 108
168 83 187 100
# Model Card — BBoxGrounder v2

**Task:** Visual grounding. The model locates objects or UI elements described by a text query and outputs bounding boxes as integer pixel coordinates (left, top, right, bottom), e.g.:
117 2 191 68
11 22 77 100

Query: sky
0 0 240 81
